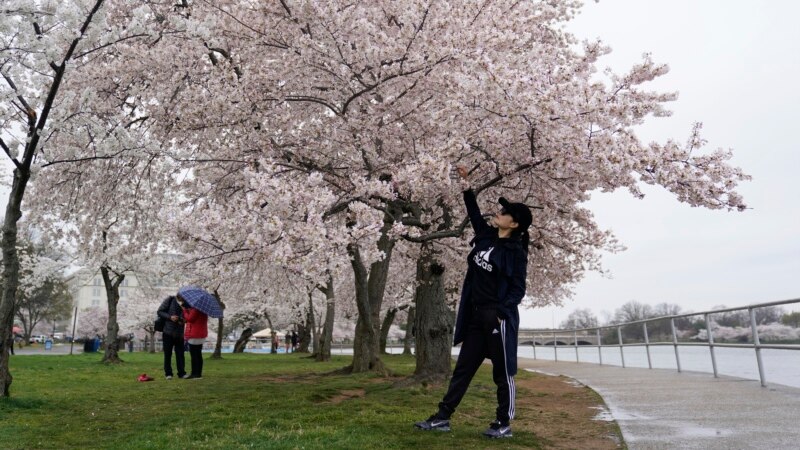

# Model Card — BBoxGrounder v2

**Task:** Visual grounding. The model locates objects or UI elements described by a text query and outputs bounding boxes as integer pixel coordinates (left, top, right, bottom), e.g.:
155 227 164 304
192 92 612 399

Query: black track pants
438 307 515 423
162 332 186 378
188 343 203 377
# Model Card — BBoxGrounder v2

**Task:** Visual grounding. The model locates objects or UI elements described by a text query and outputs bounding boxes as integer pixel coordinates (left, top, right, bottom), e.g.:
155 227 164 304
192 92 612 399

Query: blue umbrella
178 286 224 318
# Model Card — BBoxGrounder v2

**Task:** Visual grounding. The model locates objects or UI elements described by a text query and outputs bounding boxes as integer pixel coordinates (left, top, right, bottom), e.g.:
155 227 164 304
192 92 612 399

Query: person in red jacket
178 294 208 379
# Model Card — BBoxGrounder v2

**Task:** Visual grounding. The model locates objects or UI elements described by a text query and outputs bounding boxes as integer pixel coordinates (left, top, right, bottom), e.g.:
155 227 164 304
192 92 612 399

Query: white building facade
67 262 181 337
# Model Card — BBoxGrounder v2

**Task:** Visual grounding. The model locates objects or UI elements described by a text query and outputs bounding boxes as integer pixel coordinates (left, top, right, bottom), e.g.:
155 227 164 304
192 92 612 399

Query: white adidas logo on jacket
473 247 494 272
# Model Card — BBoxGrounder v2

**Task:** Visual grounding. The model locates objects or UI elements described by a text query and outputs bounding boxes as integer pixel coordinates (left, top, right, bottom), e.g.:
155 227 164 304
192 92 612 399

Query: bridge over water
518 329 599 346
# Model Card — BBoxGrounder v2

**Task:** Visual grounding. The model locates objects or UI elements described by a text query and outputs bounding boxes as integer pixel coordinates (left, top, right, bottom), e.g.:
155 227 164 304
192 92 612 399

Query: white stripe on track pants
438 306 515 424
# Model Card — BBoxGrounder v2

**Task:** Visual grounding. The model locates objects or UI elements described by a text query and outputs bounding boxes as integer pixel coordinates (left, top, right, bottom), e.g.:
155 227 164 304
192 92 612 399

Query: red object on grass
137 373 154 382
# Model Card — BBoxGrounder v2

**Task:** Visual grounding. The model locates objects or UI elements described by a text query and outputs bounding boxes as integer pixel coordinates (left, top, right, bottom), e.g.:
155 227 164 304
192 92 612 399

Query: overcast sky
520 0 800 328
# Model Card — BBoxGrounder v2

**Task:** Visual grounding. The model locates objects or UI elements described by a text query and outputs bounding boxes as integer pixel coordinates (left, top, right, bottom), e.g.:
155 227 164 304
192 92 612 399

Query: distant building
69 269 177 310
66 256 182 333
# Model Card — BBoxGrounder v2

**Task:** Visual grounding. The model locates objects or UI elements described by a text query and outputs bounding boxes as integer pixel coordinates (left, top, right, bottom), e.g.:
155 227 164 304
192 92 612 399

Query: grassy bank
1 352 621 449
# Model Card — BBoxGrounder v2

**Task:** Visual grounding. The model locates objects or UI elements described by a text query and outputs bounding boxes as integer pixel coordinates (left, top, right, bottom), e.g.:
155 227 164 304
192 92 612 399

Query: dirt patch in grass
328 389 367 404
254 375 315 383
513 372 624 449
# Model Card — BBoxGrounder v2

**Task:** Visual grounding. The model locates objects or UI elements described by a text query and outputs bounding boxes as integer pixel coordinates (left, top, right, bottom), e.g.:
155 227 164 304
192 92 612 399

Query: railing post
617 326 625 368
643 322 652 369
596 328 603 365
553 331 558 362
670 318 682 373
705 313 718 378
574 329 580 363
749 308 767 387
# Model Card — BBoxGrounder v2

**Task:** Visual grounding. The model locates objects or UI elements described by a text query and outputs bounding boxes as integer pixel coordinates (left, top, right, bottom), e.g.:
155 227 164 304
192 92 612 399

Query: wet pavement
518 358 800 450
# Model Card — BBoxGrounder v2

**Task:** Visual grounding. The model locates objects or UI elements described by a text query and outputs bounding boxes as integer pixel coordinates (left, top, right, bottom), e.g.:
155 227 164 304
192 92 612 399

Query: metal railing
522 297 800 387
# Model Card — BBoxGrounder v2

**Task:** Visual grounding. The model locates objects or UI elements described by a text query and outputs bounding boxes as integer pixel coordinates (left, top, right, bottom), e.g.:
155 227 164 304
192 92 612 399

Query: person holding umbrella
178 294 207 379
176 286 224 379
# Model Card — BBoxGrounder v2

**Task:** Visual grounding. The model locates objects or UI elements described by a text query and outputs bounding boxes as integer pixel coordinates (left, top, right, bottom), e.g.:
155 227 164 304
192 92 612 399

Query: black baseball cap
498 197 533 231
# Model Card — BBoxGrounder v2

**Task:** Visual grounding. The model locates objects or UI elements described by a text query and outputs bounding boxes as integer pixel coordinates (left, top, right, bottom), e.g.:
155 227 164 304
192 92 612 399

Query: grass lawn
1 352 620 449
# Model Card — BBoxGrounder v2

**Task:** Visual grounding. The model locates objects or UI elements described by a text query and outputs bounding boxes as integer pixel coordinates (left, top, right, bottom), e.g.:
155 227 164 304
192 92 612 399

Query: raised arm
463 189 491 236
457 166 491 237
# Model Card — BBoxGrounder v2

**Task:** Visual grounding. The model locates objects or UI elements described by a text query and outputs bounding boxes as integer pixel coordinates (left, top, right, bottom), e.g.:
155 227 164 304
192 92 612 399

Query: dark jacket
157 296 184 338
453 189 528 376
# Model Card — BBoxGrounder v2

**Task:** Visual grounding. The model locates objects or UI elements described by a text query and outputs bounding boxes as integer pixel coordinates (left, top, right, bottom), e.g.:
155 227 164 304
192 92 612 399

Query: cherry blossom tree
0 0 146 395
118 282 166 353
4 229 71 343
72 0 749 379
27 123 177 364
76 306 107 340
22 0 184 364
694 323 800 343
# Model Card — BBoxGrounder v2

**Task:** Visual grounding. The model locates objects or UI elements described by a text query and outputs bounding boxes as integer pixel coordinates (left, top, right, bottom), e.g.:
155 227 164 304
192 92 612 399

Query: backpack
154 315 166 332
154 296 175 332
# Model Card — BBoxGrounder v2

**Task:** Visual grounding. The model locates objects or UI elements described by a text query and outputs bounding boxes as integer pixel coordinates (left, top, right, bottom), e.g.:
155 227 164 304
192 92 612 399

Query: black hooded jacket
453 189 528 376
157 296 184 337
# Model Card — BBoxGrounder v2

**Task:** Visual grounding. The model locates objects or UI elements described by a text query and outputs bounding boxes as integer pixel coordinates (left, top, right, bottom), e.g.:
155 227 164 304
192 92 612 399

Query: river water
376 343 800 389
515 344 800 389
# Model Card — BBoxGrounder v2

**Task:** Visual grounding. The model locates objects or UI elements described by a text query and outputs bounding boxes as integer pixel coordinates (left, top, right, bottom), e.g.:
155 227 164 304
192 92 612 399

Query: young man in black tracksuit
415 167 531 438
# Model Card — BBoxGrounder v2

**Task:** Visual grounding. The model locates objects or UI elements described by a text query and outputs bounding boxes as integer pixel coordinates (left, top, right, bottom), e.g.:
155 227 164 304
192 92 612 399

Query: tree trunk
306 291 317 354
148 329 156 353
403 306 415 355
264 313 278 354
316 276 335 362
210 317 224 359
348 244 383 373
348 208 397 374
0 167 30 396
0 0 106 397
211 292 225 359
380 307 398 354
17 314 32 346
293 324 303 351
412 244 453 382
298 297 314 353
100 266 123 364
233 328 253 353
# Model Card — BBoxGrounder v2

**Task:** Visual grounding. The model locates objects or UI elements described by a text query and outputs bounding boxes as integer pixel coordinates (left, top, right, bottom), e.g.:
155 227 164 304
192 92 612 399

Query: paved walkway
518 358 800 450
11 344 84 355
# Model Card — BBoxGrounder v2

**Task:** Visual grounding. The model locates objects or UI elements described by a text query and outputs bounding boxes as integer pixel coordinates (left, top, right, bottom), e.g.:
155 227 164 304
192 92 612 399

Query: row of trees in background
560 301 800 343
0 0 751 397
8 235 73 345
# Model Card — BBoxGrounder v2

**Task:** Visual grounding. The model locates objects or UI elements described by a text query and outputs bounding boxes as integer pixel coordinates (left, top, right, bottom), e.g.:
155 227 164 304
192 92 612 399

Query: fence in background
521 297 800 387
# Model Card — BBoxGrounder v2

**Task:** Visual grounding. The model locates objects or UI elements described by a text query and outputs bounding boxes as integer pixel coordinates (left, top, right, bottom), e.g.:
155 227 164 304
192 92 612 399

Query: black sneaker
482 420 512 438
414 415 451 432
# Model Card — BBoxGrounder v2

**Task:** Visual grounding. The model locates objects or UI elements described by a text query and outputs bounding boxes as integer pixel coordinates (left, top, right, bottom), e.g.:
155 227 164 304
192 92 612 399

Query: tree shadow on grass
0 397 47 411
